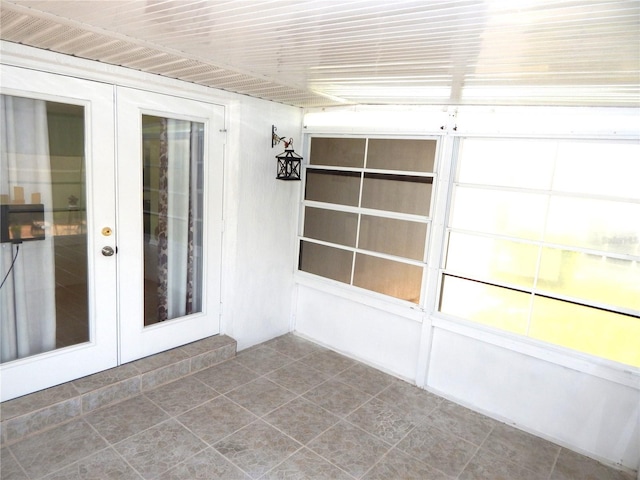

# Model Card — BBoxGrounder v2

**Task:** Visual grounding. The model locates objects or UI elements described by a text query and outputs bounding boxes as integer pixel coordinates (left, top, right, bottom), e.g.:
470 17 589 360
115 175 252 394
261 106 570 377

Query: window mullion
351 139 368 285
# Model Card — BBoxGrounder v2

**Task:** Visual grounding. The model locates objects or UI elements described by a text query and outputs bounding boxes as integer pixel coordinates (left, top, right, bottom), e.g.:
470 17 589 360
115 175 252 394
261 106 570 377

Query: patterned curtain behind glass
155 118 199 322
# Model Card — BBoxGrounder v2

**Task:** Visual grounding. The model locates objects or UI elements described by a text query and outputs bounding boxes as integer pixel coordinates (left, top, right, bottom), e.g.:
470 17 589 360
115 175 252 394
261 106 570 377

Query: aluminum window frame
297 134 441 307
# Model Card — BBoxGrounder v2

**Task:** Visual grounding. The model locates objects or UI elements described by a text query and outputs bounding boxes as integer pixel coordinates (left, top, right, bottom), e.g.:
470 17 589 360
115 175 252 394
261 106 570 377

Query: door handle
101 246 115 257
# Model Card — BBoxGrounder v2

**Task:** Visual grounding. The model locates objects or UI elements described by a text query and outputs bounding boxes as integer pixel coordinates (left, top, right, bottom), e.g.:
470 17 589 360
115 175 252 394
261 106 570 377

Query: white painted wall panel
295 286 422 381
427 327 639 471
221 99 302 351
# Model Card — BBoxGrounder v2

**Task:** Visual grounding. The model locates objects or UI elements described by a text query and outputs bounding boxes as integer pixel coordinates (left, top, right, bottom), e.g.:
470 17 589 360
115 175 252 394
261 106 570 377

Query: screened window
299 137 437 303
440 138 640 367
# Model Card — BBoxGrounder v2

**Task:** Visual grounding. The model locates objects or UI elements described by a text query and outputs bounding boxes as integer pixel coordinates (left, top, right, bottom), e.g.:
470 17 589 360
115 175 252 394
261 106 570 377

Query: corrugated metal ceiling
1 0 638 107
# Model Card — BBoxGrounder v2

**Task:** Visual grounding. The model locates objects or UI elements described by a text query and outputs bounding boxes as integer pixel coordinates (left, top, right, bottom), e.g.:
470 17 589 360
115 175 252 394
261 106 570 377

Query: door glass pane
142 115 204 326
1 95 88 363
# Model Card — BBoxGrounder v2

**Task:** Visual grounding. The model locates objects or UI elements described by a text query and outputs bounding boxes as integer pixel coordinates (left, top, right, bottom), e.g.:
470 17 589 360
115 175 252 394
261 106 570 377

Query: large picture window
440 138 640 367
299 137 437 303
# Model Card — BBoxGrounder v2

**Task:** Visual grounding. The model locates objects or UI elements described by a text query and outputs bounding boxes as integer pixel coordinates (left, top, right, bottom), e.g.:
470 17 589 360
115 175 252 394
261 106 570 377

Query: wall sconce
272 125 302 181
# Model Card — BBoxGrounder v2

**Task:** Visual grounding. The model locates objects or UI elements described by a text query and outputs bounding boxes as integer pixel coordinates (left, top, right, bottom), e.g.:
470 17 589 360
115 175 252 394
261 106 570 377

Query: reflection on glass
450 187 547 240
361 174 432 216
439 275 530 334
359 216 427 260
537 248 640 311
445 232 537 289
1 96 88 363
309 137 365 168
545 196 640 256
353 254 422 303
530 296 640 367
303 207 358 247
143 115 204 326
299 240 352 284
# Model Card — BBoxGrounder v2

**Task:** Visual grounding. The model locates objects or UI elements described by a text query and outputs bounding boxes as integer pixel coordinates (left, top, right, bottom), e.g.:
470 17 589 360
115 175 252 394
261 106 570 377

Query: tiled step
0 335 236 446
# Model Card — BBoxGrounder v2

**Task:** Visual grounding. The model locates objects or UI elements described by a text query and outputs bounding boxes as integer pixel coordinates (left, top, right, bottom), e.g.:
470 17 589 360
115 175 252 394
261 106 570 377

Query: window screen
299 137 437 303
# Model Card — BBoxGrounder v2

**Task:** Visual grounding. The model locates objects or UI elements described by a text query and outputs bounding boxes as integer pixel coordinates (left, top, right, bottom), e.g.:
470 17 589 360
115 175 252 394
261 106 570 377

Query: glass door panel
142 115 204 326
1 96 88 362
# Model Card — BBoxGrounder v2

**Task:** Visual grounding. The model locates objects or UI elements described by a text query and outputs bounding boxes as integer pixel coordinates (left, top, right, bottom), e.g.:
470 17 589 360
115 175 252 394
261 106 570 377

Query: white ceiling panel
1 0 638 107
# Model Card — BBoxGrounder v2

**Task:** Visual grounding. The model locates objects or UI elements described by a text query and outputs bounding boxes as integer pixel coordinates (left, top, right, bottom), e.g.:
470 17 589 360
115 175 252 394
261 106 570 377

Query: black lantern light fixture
272 125 302 181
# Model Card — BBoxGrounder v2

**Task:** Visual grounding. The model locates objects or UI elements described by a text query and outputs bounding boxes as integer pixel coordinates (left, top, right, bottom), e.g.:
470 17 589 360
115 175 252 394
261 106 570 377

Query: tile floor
1 334 634 480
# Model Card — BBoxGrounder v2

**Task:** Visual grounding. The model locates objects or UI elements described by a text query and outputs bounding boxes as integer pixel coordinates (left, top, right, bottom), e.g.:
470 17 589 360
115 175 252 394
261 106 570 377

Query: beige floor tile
263 397 340 444
114 419 206 478
213 420 301 479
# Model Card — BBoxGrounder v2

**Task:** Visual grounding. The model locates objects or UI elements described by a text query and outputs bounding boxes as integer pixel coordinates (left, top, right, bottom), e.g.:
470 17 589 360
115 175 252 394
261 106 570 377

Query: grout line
549 446 562 480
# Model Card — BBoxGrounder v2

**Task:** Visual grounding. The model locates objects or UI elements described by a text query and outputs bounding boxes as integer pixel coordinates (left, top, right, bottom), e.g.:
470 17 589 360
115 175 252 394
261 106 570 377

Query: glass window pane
1 97 88 363
439 275 530 335
310 137 365 168
143 115 204 326
367 139 436 172
303 207 358 247
450 186 547 240
537 248 640 311
359 215 427 260
305 170 361 206
353 254 422 302
361 173 432 216
445 232 537 289
530 296 640 367
553 141 640 200
545 196 640 256
299 240 353 284
457 138 555 189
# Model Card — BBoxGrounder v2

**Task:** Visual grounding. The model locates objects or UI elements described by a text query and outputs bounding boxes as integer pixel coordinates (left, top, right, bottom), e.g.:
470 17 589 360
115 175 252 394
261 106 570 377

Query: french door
116 88 224 363
0 66 118 401
0 67 224 401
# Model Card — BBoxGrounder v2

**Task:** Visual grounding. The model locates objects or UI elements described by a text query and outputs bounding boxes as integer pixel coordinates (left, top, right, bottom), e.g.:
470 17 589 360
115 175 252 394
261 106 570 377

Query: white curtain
0 95 56 363
166 119 191 319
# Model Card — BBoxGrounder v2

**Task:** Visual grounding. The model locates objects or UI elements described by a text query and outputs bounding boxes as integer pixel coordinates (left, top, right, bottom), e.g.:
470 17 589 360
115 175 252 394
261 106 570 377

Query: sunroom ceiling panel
1 0 638 107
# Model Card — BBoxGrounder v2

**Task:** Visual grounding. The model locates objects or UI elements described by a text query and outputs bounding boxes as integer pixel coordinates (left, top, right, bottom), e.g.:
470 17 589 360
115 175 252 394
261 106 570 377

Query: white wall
295 286 422 381
221 99 302 350
428 327 639 470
